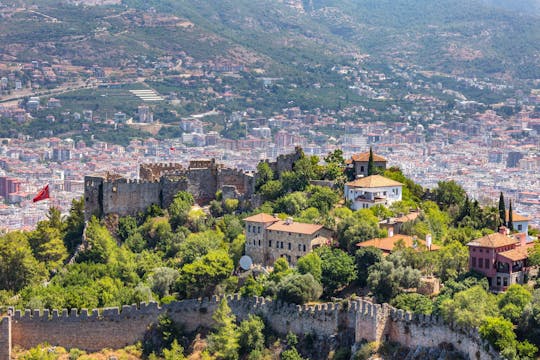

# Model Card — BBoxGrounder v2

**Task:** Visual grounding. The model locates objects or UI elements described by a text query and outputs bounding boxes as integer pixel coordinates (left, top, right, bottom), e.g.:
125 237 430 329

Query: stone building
243 213 332 266
347 151 387 178
344 175 403 210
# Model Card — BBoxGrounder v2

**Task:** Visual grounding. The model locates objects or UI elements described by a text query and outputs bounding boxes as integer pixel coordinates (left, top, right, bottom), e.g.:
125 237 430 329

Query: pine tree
207 298 240 360
498 192 506 226
367 146 375 176
508 200 514 231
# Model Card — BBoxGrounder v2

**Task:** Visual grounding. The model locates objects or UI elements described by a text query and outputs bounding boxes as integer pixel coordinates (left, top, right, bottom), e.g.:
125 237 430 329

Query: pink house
467 230 534 292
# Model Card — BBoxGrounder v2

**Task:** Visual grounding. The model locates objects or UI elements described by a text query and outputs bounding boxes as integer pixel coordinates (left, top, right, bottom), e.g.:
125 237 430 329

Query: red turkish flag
170 146 175 151
32 184 50 203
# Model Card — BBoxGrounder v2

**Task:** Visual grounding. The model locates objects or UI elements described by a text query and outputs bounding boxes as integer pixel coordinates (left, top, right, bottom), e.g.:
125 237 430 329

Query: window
485 259 490 269
472 257 477 267
360 166 364 172
497 277 501 286
518 224 522 231
258 226 261 234
479 249 483 253
258 240 261 246
298 244 302 251
269 240 272 247
248 225 251 233
303 244 306 252
472 248 476 252
288 242 291 250
479 260 483 268
503 277 508 287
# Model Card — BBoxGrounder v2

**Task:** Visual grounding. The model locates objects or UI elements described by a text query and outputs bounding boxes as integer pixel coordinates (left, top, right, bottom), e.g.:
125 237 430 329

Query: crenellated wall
0 317 11 360
5 296 500 359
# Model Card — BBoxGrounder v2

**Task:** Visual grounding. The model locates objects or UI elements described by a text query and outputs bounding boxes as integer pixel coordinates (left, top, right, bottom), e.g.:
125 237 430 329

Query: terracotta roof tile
267 220 323 235
351 152 387 162
346 175 403 188
243 213 279 223
505 210 530 222
357 234 440 252
467 233 517 248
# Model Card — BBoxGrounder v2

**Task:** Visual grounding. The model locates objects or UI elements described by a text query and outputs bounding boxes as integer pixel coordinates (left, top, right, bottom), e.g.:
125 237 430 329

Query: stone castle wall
140 163 184 182
4 296 500 360
0 317 11 360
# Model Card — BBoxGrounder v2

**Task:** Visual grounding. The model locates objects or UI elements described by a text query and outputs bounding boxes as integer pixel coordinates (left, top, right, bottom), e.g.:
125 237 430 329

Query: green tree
238 315 265 356
439 285 498 328
391 293 434 315
354 246 383 287
277 273 323 304
508 200 514 231
255 161 274 190
64 197 85 252
77 217 117 264
367 260 420 302
307 186 339 214
176 250 233 298
118 215 138 242
259 180 284 201
367 146 375 176
433 180 466 211
207 298 240 360
163 340 186 360
435 241 468 281
281 348 305 360
177 230 224 265
316 247 356 295
0 232 47 292
168 191 194 230
274 192 308 215
498 192 506 226
149 267 179 299
297 252 322 282
498 284 532 324
479 316 516 352
519 289 540 347
337 210 382 253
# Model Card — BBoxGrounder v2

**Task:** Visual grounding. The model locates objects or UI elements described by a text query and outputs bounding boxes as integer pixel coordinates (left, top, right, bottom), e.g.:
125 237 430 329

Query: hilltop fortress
0 295 499 360
84 149 302 219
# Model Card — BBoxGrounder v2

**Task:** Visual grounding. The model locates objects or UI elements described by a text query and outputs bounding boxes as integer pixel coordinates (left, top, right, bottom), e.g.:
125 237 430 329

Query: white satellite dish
239 255 253 270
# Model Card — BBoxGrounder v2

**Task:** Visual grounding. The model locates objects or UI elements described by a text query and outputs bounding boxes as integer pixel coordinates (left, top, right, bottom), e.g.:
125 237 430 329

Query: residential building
243 213 332 266
347 151 387 178
356 229 440 255
344 175 403 210
467 230 534 292
505 210 530 235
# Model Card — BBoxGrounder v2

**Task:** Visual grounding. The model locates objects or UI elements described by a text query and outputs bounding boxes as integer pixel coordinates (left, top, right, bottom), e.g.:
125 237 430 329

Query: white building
345 175 403 210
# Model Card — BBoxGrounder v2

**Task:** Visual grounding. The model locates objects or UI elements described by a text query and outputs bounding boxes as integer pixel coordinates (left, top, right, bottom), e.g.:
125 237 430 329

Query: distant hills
1 0 538 80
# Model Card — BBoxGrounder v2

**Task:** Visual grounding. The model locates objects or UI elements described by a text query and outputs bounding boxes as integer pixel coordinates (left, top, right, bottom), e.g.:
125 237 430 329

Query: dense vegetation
1 150 540 359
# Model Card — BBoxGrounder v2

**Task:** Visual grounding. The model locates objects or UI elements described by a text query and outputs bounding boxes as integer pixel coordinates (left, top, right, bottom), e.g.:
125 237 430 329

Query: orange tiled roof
346 175 403 188
243 213 279 223
267 220 323 235
357 234 440 252
498 245 533 262
467 233 517 248
351 152 387 162
505 210 530 222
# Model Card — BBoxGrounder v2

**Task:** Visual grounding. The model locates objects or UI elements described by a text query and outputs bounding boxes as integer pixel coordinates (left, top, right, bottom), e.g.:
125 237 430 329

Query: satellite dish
239 256 253 270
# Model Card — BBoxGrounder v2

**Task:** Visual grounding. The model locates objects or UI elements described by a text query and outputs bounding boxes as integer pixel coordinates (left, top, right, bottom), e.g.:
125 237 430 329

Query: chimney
499 226 509 235
515 233 527 247
285 217 293 225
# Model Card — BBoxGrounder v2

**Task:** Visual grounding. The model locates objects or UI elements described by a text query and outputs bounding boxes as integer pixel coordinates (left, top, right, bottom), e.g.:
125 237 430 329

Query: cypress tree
498 192 506 226
367 146 375 176
508 200 514 231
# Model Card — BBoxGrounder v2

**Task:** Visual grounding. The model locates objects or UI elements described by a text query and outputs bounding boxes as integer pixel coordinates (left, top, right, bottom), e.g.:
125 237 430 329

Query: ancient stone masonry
4 296 501 360
0 317 11 360
84 159 255 219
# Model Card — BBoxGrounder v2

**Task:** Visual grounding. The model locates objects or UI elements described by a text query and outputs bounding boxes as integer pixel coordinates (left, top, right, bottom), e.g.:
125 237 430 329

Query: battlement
140 163 184 182
5 295 499 359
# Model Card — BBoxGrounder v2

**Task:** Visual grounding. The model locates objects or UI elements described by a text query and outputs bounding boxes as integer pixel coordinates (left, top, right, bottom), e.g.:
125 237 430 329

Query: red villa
467 229 534 292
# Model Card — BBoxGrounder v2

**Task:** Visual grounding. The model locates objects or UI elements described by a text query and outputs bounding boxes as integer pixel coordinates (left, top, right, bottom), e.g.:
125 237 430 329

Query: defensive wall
1 295 500 360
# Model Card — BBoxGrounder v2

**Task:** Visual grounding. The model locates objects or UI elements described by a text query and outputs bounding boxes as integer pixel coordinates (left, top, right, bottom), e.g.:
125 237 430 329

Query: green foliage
208 298 240 360
354 246 383 287
177 230 224 266
256 162 274 190
176 249 233 298
479 316 516 352
498 284 532 324
316 246 356 295
274 192 308 216
64 198 85 253
276 273 323 304
77 217 117 264
0 231 47 292
367 147 375 176
149 267 179 299
163 340 186 360
498 192 506 227
240 275 264 297
337 209 383 253
354 342 378 360
435 241 469 282
281 347 305 360
307 186 339 214
433 180 466 211
118 216 138 242
143 314 183 357
296 252 322 282
367 260 421 303
440 285 498 328
238 315 265 356
224 198 240 214
169 191 195 230
391 293 434 315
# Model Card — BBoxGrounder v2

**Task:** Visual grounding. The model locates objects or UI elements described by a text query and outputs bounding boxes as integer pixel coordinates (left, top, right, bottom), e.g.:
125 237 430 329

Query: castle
0 296 500 360
84 149 303 219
